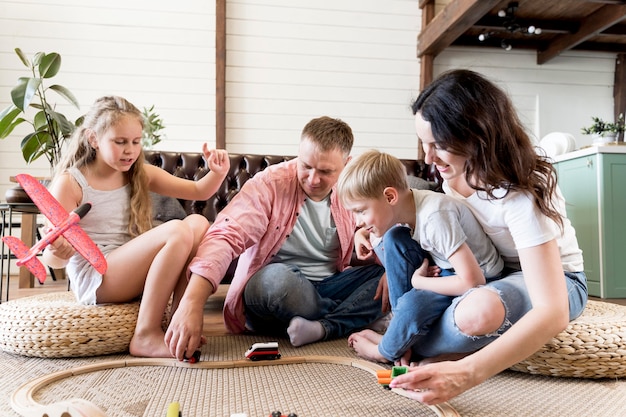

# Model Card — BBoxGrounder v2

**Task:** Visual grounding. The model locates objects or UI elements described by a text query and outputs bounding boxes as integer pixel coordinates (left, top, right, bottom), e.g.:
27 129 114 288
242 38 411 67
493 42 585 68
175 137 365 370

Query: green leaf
14 48 30 68
0 106 26 138
48 84 80 109
21 131 50 164
48 109 74 137
32 52 45 68
33 110 48 131
0 104 20 122
11 77 41 111
39 53 61 79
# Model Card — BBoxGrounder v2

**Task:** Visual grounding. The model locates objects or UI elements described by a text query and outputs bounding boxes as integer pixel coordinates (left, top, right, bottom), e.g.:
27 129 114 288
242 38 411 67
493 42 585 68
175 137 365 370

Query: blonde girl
42 96 230 358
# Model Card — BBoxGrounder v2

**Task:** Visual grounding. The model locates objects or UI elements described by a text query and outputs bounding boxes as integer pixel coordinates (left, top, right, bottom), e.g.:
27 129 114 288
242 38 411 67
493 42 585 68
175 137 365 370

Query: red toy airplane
2 173 107 284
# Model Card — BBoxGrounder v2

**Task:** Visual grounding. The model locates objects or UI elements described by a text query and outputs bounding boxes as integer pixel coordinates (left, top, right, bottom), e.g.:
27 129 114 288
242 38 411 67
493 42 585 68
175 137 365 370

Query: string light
478 2 542 50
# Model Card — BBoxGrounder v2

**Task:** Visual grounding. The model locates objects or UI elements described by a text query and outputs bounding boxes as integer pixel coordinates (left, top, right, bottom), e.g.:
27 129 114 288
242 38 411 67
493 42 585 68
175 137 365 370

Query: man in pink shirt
165 116 385 359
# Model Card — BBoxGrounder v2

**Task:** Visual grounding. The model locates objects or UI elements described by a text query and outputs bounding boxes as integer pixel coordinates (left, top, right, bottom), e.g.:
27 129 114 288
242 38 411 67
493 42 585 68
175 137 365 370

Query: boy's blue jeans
376 226 588 360
243 262 385 340
375 226 455 361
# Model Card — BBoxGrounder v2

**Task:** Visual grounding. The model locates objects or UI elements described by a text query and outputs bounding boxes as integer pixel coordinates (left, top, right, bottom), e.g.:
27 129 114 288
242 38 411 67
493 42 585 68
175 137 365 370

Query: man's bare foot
347 331 389 363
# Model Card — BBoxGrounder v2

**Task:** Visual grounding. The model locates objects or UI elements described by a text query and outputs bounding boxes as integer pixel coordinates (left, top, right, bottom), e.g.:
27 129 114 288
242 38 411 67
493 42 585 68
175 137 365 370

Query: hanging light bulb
478 33 488 42
501 40 512 51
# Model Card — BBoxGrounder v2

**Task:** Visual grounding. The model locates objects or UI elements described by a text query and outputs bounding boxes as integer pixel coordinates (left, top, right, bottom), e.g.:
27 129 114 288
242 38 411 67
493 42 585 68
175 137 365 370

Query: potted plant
581 114 625 144
1 48 167 168
141 105 167 149
0 48 81 169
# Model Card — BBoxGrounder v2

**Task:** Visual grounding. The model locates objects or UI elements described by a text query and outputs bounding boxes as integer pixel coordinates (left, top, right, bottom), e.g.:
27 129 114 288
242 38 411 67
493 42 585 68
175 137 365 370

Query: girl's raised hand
202 143 230 178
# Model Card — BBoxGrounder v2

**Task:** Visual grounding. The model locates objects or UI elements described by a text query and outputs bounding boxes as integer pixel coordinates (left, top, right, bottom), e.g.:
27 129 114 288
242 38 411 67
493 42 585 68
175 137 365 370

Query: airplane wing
15 173 108 275
63 225 107 274
15 173 68 225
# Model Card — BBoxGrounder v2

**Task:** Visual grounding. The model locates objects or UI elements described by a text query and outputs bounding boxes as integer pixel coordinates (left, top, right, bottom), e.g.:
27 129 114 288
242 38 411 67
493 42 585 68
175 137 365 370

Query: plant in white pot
581 114 625 144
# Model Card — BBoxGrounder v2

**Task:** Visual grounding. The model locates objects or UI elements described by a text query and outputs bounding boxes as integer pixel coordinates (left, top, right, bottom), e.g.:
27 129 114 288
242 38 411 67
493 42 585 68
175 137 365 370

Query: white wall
0 0 618 203
0 0 217 198
435 47 616 148
0 0 421 201
224 0 421 157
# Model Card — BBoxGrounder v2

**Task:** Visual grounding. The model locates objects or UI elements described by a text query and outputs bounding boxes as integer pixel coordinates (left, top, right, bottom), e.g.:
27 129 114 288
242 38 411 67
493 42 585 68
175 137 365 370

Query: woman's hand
389 359 477 405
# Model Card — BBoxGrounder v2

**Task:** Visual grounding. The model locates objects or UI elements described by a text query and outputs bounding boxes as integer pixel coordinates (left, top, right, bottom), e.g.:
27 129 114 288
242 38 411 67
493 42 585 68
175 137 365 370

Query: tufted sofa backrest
144 150 441 222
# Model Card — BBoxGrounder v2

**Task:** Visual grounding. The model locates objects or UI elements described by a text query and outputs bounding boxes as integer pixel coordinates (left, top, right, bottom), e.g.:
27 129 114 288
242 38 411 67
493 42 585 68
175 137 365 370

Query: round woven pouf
510 299 626 378
0 292 139 358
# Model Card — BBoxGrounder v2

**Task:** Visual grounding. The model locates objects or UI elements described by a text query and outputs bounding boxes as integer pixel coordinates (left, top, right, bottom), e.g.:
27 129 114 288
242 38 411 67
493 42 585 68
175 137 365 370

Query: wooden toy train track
11 355 460 417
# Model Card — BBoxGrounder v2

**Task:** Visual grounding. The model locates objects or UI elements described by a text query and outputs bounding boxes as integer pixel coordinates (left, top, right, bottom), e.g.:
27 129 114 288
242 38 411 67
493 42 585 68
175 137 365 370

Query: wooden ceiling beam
473 16 579 34
537 4 626 64
417 0 503 57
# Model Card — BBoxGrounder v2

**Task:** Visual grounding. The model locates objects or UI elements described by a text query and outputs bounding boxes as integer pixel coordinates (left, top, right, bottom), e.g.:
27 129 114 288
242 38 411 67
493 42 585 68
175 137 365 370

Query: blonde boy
337 150 502 363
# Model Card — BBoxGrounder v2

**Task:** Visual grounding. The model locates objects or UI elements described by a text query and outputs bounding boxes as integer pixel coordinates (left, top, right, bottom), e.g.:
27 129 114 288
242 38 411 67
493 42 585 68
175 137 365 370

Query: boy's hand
374 273 390 313
354 228 374 260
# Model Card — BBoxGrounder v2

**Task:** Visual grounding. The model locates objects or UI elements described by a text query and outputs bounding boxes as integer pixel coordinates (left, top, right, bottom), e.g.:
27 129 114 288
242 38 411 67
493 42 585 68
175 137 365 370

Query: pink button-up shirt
188 159 356 333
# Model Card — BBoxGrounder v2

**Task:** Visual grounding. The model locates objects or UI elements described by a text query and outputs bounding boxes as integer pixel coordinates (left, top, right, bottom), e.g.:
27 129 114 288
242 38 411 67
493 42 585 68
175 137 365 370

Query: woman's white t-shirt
443 182 584 272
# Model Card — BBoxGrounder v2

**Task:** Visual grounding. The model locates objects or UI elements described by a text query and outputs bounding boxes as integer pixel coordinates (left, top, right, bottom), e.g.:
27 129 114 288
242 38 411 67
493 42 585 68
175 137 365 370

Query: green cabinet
554 148 626 298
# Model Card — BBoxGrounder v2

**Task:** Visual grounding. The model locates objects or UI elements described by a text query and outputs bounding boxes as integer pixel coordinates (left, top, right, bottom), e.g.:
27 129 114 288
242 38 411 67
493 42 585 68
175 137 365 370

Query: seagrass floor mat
2 334 626 417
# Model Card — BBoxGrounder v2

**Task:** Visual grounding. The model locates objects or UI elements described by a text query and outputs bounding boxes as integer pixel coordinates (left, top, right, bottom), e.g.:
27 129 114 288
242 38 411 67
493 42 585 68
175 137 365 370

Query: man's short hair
301 116 353 156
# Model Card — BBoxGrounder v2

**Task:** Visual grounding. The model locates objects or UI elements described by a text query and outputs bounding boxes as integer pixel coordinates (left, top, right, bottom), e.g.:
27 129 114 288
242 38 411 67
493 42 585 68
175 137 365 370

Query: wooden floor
2 275 231 337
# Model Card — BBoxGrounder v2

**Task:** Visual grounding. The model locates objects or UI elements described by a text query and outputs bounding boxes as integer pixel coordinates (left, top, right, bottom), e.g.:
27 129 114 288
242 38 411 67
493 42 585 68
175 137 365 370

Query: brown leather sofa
144 150 442 282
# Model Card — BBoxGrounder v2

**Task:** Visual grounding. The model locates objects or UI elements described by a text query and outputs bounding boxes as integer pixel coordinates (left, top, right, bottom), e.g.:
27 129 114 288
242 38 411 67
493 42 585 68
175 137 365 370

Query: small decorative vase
592 132 617 145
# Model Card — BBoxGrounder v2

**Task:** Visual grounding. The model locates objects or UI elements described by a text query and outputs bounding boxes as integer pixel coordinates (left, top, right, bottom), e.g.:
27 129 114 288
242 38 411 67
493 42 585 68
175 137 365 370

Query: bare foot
348 331 389 363
129 329 174 358
349 329 383 345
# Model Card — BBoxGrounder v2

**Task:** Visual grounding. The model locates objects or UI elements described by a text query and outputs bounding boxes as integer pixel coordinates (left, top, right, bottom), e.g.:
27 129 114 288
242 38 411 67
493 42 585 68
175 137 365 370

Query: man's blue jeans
243 263 385 340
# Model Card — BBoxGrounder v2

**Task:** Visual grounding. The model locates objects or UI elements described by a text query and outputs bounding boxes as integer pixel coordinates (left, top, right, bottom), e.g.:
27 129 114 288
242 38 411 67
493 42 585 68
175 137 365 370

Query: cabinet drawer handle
586 158 593 168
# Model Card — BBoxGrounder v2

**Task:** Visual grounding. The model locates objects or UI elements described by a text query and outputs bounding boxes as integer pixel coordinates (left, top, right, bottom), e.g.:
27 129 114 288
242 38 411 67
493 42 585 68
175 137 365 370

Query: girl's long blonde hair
54 96 152 236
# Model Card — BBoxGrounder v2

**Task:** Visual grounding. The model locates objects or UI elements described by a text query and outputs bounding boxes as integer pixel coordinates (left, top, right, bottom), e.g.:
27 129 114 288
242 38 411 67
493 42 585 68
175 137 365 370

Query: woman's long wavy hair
412 69 562 228
54 96 152 236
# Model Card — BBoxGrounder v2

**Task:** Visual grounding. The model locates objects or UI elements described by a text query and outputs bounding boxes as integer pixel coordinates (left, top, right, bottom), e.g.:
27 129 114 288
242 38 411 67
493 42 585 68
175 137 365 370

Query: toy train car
244 341 281 361
376 366 408 389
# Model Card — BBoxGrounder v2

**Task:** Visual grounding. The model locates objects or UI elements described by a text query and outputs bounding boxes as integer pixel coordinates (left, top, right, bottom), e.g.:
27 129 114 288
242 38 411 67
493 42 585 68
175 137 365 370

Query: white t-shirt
274 195 339 281
443 182 584 272
411 189 504 278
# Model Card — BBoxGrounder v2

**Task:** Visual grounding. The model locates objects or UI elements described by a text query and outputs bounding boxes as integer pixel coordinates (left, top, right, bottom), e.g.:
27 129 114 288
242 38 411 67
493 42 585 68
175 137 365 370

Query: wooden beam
417 0 502 57
420 54 434 91
537 4 626 65
615 54 626 142
419 0 435 91
216 0 226 149
418 0 437 161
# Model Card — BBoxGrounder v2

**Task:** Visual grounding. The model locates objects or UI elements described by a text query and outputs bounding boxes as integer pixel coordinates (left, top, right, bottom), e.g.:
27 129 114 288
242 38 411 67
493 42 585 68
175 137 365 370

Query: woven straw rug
2 334 626 417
